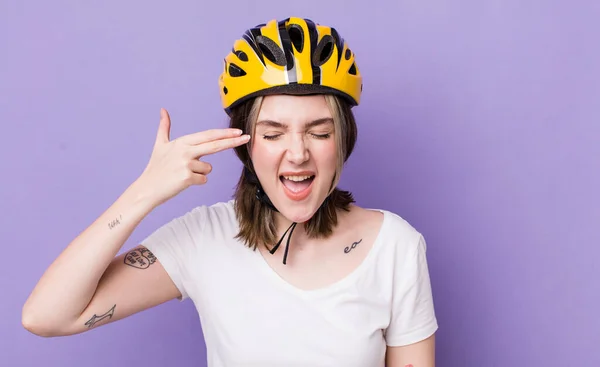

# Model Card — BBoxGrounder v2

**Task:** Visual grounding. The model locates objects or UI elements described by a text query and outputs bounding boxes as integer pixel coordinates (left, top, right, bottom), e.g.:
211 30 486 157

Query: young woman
23 17 438 367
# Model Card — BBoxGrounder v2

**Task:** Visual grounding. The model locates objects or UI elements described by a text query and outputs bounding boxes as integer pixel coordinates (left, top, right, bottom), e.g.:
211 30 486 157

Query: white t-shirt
142 200 438 367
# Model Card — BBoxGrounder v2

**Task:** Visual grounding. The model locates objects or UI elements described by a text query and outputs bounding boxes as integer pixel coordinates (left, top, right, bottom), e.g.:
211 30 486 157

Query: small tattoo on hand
344 239 362 253
124 248 157 269
108 215 123 230
84 304 116 328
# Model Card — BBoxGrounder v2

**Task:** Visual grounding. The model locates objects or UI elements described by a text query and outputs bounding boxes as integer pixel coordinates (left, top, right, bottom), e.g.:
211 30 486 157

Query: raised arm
22 108 250 336
21 180 178 336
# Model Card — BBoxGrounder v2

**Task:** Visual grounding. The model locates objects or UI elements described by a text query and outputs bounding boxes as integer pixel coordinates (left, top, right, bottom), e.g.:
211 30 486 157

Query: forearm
22 180 156 334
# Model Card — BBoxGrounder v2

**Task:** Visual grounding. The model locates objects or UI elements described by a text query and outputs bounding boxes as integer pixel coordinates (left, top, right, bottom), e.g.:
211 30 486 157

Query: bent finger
188 160 212 175
188 173 208 186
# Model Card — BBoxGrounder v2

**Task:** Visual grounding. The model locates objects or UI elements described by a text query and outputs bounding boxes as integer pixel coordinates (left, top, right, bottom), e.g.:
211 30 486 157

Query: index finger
191 134 251 158
179 128 243 145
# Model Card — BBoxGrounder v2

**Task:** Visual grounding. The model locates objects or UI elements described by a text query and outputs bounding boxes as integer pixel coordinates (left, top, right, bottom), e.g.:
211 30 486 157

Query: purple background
2 1 599 366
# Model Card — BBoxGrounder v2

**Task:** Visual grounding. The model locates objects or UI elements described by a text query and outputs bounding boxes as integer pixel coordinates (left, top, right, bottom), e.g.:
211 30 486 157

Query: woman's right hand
135 108 250 207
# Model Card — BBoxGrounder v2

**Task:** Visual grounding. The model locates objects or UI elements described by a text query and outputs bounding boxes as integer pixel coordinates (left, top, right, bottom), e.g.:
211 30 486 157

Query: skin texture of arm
71 245 181 335
22 179 183 336
386 334 436 367
22 109 248 337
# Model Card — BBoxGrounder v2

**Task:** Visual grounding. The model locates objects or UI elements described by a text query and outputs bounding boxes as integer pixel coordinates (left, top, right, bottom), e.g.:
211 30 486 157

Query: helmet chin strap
244 166 297 265
244 166 332 265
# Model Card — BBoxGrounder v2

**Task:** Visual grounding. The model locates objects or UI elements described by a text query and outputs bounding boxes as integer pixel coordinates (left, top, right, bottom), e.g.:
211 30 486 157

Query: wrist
122 178 160 215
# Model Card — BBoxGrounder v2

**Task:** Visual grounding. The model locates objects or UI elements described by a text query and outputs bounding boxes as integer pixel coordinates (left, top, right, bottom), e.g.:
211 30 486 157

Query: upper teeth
283 175 312 182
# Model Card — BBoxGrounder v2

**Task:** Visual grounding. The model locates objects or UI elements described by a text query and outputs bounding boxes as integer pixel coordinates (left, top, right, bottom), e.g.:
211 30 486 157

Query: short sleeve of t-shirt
384 233 438 346
140 206 206 302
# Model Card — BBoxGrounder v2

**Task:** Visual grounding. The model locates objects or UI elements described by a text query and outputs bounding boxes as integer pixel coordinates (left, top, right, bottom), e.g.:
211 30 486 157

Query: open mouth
280 175 315 193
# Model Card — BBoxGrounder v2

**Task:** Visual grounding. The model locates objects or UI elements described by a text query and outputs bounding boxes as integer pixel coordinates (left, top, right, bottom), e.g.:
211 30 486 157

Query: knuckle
181 169 193 181
207 141 219 152
195 175 207 185
180 146 193 158
213 139 229 150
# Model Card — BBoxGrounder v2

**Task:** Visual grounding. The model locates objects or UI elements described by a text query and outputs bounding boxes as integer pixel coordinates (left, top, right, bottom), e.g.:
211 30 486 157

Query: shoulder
345 204 425 258
355 206 426 263
155 199 237 239
201 199 237 222
183 199 238 232
380 209 423 247
351 205 422 246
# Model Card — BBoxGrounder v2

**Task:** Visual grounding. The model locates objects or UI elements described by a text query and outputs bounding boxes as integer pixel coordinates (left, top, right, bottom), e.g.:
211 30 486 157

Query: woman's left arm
385 333 436 367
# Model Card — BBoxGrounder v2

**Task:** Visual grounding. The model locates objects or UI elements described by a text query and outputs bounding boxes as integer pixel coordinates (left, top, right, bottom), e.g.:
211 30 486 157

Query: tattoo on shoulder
124 248 157 269
344 239 362 253
84 304 116 329
108 215 123 230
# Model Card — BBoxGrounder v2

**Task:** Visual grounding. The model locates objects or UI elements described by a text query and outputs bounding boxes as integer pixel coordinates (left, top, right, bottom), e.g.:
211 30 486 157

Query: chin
262 171 333 223
278 204 320 223
275 182 329 223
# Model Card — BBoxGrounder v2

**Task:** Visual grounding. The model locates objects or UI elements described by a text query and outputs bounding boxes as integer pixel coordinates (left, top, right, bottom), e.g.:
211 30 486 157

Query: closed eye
264 133 330 140
262 134 282 140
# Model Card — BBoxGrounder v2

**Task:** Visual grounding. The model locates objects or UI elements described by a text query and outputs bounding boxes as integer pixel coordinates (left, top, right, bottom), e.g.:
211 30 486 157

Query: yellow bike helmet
219 17 362 115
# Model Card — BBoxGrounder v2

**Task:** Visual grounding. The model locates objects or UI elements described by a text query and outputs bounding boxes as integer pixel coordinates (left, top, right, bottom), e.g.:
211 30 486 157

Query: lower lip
281 178 314 201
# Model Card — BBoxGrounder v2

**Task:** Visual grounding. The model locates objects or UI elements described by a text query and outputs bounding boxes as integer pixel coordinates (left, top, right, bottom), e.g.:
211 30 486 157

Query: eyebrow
255 117 334 129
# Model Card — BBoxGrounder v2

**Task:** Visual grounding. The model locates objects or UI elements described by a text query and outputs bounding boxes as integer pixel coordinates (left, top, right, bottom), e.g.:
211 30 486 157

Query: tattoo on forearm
124 248 157 269
108 215 123 230
344 239 362 253
84 304 116 328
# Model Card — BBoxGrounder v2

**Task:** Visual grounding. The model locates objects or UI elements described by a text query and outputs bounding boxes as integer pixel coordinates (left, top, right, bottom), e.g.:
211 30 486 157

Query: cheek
313 141 338 169
251 139 281 157
250 140 279 173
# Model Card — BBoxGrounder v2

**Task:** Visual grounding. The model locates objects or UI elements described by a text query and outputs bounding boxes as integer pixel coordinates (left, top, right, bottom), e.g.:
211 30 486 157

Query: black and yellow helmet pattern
219 17 362 114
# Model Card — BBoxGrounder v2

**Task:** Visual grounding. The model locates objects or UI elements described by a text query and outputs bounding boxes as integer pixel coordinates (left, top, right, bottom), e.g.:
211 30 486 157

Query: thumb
155 108 171 145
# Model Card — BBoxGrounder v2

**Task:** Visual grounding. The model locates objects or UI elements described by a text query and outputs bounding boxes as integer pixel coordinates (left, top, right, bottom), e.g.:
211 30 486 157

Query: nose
285 134 309 165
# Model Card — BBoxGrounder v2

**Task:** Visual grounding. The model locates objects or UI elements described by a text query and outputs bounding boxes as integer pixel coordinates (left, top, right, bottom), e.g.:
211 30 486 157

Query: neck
273 211 301 233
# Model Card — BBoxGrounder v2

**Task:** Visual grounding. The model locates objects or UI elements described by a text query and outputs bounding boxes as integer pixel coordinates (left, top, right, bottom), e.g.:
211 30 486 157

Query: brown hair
229 94 358 251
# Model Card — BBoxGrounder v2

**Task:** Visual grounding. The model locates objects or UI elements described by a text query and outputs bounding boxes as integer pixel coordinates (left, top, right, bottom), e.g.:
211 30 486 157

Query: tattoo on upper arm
84 304 116 328
108 215 123 230
124 248 157 269
344 239 362 253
